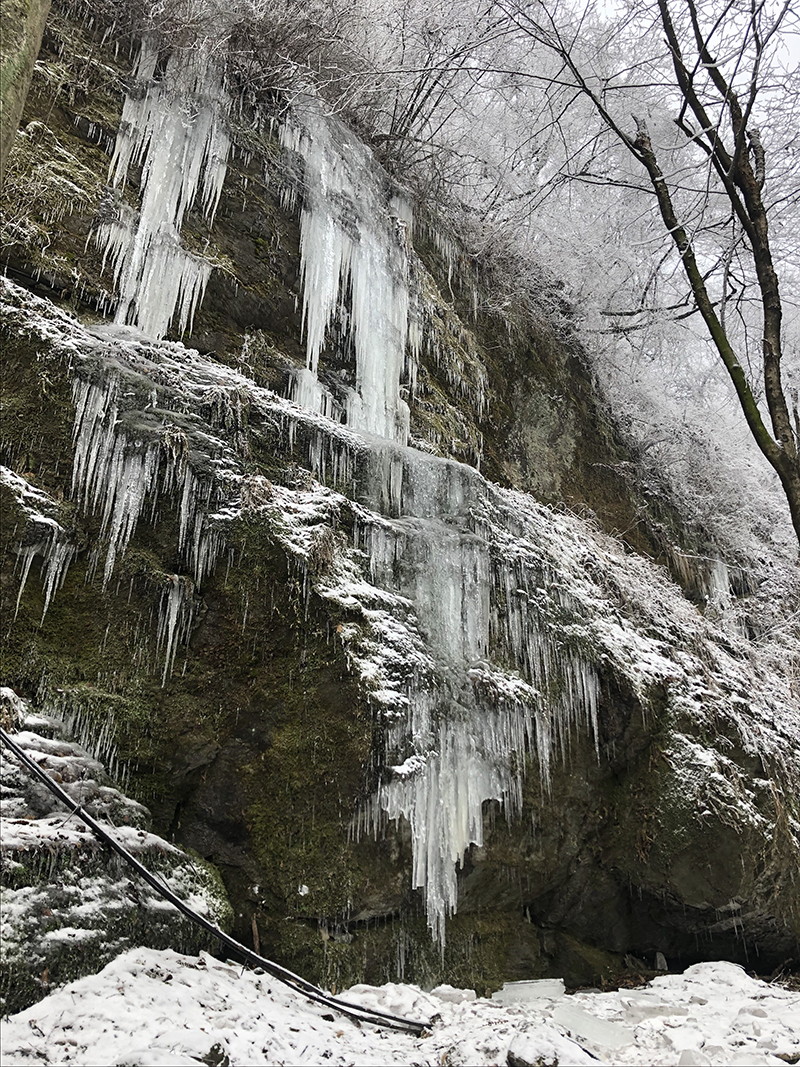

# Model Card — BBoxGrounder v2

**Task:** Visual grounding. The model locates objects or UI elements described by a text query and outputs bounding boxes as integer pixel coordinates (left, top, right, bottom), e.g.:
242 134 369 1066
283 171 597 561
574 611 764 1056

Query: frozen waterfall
345 445 600 945
10 77 608 950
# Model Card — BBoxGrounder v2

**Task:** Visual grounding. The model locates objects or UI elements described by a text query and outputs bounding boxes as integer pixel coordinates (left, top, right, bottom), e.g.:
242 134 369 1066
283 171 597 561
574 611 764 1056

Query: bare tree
496 0 800 547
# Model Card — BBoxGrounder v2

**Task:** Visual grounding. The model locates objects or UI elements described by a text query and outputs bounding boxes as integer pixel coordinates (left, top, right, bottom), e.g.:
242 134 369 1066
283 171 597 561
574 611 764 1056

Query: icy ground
1 949 798 1066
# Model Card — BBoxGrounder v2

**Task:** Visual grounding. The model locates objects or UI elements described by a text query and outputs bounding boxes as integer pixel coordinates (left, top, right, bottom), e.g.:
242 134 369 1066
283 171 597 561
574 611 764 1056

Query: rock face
0 689 233 1014
0 0 798 1004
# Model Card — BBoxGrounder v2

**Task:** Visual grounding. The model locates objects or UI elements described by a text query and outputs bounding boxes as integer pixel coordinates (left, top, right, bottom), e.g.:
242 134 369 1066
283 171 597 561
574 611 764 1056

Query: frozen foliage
93 41 229 338
281 101 418 443
1 949 799 1066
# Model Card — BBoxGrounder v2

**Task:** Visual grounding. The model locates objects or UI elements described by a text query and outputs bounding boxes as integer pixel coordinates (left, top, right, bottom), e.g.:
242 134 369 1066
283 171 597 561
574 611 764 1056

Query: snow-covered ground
1 948 797 1066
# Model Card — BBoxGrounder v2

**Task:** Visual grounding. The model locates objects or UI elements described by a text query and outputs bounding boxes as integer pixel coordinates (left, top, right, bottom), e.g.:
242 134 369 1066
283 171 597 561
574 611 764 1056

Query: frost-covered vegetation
56 0 800 554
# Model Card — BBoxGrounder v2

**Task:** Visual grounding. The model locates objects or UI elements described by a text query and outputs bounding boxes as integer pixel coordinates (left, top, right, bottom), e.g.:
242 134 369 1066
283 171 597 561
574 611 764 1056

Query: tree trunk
633 119 800 549
0 0 51 190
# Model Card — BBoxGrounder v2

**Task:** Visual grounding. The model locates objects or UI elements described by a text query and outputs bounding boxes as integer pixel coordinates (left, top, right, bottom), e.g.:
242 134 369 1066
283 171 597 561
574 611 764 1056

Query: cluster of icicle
281 102 419 444
270 101 604 943
93 40 230 339
69 370 221 685
2 466 76 625
71 374 223 590
328 444 600 947
65 335 601 947
254 428 602 947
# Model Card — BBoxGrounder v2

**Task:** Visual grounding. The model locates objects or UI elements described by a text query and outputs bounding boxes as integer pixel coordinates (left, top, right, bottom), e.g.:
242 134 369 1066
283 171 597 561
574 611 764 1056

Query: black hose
0 726 430 1036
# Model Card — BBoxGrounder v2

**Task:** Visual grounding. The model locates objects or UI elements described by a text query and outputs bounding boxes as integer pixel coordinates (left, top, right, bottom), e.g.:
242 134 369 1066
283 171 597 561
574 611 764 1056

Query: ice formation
69 353 228 591
281 102 417 444
93 41 229 338
1 466 76 624
43 287 603 943
338 448 600 943
5 51 798 951
257 432 603 943
157 576 195 686
32 293 774 946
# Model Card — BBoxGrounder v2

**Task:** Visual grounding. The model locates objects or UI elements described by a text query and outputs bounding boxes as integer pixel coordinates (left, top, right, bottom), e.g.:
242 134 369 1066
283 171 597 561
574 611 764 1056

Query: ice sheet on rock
94 40 229 339
281 100 413 444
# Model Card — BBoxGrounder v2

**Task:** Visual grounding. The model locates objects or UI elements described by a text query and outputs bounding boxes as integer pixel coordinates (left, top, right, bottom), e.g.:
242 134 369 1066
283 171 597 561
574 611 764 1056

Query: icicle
328 450 604 946
70 374 160 587
13 545 39 621
70 371 226 589
94 40 230 339
281 102 412 444
156 576 195 686
2 466 76 623
40 539 76 622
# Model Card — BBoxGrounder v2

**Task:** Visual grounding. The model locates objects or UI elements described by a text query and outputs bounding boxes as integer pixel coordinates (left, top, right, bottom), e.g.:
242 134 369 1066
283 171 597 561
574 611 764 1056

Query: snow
1 706 232 1011
1 951 797 1066
1 466 76 623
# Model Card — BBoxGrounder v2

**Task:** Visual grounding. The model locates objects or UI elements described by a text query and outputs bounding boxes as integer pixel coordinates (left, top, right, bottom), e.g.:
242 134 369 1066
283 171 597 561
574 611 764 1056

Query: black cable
0 727 430 1036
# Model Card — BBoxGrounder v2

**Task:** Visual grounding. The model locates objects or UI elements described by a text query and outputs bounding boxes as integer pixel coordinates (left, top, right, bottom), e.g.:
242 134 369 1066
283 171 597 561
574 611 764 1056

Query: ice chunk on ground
431 984 477 1004
492 979 566 1003
507 1027 599 1066
551 1000 635 1049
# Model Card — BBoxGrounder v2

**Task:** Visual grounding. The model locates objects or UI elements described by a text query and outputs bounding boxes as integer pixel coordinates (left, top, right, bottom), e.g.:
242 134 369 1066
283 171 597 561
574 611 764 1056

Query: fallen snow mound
1 949 798 1066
